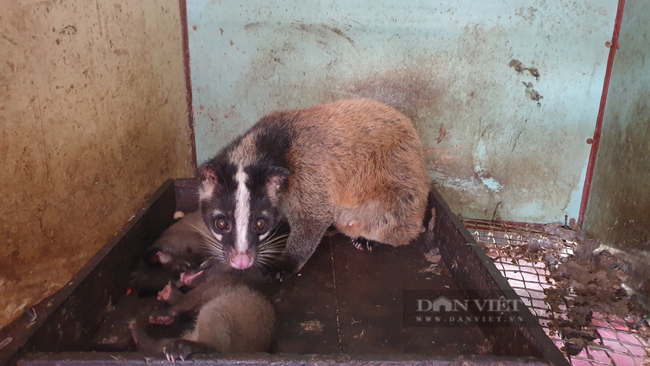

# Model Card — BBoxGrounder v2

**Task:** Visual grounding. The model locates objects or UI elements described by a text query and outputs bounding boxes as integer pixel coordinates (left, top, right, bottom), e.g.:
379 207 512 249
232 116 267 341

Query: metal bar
18 352 548 366
427 188 570 366
178 0 197 169
578 0 627 227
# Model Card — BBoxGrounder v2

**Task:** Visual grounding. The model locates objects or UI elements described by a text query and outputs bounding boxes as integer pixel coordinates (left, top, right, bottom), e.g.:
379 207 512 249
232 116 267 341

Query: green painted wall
186 0 617 224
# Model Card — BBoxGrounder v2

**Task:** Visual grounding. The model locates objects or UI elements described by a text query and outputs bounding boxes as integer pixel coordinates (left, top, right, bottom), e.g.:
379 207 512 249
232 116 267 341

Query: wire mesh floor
462 219 650 366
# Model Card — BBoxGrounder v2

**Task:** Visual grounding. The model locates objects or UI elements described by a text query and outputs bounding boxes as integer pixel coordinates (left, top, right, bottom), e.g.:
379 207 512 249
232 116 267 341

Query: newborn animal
130 262 275 360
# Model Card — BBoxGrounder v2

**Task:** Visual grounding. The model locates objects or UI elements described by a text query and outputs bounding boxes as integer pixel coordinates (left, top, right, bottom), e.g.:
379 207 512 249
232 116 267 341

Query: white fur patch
259 231 271 241
257 211 272 241
234 165 251 254
209 209 226 242
199 183 215 202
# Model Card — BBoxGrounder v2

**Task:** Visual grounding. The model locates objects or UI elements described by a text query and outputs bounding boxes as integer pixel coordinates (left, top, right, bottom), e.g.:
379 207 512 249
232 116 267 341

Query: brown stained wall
583 1 650 253
0 1 193 328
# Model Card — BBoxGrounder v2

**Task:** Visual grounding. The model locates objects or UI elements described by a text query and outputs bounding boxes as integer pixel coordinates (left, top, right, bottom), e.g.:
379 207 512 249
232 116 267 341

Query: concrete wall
0 1 193 328
584 0 650 252
187 0 616 224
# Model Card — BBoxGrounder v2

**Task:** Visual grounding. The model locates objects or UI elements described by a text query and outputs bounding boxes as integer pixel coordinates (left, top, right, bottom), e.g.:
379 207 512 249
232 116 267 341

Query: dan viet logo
403 290 530 328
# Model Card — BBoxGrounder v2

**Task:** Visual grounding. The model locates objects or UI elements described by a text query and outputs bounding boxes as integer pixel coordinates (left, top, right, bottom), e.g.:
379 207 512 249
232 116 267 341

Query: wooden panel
0 0 193 330
0 180 176 365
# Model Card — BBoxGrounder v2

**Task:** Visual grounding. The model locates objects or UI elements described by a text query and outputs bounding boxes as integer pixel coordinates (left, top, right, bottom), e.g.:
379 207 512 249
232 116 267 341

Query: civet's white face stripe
234 165 251 254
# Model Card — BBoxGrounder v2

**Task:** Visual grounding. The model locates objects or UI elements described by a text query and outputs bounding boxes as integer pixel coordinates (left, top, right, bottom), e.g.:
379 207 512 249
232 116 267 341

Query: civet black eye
215 218 230 231
253 218 266 232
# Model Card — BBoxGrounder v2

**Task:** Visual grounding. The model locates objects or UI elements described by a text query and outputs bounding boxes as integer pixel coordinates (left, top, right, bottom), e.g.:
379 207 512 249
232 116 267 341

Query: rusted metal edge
0 180 176 366
173 178 199 188
428 187 570 366
178 0 197 169
578 0 627 227
496 220 545 230
463 219 547 234
4 179 565 365
18 352 547 366
173 179 201 213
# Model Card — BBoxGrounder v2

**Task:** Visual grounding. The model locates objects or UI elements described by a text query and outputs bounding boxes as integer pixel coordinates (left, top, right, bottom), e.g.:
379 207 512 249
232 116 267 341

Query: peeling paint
475 167 503 192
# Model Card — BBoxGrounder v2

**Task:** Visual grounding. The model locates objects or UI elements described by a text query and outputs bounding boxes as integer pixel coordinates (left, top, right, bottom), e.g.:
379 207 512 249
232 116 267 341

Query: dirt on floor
464 218 650 359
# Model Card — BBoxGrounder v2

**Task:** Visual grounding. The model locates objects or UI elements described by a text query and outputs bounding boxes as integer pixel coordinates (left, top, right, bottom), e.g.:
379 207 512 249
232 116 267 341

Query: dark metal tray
0 179 568 365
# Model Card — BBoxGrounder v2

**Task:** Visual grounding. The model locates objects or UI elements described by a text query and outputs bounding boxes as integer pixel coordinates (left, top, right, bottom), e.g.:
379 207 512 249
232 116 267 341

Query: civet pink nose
230 254 254 269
